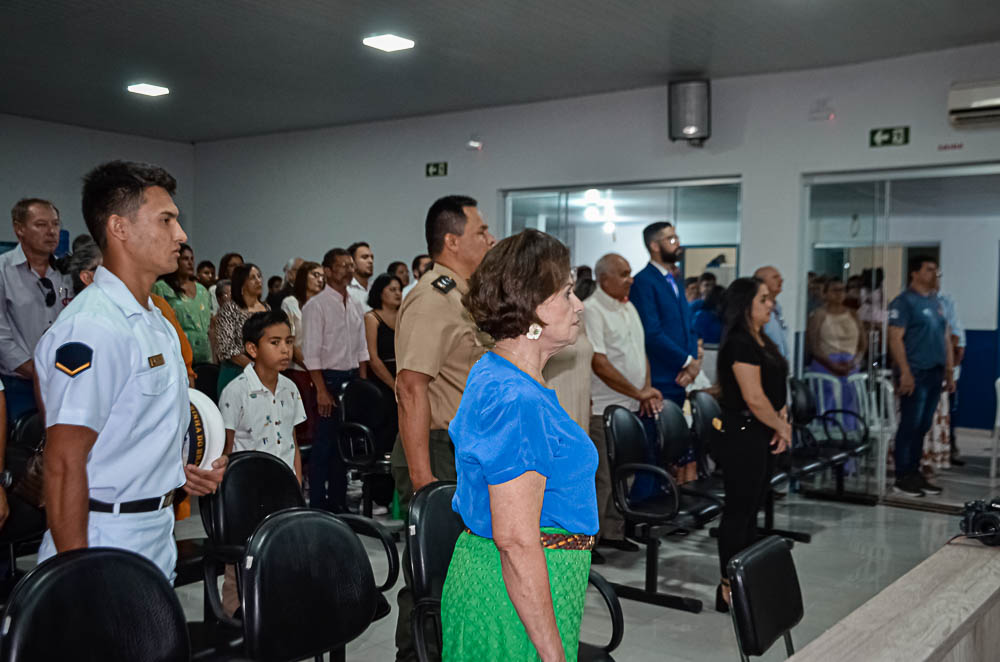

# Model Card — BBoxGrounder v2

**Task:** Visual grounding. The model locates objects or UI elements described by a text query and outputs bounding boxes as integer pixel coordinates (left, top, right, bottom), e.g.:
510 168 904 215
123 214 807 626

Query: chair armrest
337 513 400 592
819 409 870 446
202 557 242 629
612 463 680 522
412 597 441 662
338 422 378 469
587 569 624 653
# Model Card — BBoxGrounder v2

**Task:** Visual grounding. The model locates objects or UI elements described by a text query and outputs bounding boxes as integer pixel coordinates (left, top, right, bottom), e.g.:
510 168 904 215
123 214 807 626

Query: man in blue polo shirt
888 254 954 498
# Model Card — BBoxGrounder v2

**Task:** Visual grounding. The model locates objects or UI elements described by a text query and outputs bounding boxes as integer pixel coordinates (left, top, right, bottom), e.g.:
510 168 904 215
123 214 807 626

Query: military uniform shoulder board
432 275 456 294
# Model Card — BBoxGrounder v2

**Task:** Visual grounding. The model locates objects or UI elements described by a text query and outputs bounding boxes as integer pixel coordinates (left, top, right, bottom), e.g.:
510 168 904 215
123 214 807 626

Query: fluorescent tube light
127 83 169 97
363 34 415 52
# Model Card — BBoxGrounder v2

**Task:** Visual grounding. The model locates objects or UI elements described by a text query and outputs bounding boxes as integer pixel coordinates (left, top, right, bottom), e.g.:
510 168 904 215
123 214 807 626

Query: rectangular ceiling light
362 34 415 52
127 83 169 97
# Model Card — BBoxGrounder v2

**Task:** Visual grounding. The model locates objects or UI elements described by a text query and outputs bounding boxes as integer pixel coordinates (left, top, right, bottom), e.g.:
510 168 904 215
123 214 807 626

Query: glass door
803 179 890 499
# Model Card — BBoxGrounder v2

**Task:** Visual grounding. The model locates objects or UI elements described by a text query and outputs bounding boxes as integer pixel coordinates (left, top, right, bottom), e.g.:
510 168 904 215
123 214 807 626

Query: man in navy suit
629 221 702 407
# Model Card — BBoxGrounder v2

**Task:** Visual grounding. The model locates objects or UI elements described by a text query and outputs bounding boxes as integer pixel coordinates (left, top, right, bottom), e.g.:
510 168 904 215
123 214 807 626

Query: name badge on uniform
148 354 165 368
432 275 456 294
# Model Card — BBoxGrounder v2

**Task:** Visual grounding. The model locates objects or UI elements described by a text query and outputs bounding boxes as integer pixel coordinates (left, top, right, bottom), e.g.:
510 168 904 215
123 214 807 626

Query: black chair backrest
341 378 385 431
241 508 378 660
211 451 305 547
727 535 804 658
656 399 691 464
193 363 220 403
408 481 463 601
788 378 816 425
0 548 190 662
690 390 723 464
603 405 648 468
6 411 43 478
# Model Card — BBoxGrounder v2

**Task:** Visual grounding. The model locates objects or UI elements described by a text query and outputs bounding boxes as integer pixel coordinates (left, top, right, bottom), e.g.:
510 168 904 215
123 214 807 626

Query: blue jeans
894 366 944 479
1 375 37 427
309 369 357 512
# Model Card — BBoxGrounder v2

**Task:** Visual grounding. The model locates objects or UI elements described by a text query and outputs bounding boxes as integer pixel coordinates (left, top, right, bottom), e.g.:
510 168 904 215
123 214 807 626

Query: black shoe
599 538 640 552
892 474 924 497
591 549 606 565
919 474 943 495
950 455 966 467
715 584 730 613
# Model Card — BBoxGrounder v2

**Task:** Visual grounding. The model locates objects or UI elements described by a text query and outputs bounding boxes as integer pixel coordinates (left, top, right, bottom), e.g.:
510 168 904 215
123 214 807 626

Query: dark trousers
308 368 357 512
717 415 773 577
389 430 457 662
1 375 36 427
894 366 944 479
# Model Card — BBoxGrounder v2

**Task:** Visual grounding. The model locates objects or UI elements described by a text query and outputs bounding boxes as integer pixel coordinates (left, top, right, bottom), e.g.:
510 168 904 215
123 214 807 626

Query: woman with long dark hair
211 252 244 314
153 243 213 364
714 277 791 612
214 262 268 394
282 261 324 447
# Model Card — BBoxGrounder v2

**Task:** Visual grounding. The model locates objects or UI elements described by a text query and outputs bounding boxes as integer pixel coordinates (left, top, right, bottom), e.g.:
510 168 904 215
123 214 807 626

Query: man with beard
629 221 700 407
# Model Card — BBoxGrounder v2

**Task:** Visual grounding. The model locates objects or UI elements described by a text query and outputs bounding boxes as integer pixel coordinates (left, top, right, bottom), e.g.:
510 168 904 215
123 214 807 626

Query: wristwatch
0 470 12 489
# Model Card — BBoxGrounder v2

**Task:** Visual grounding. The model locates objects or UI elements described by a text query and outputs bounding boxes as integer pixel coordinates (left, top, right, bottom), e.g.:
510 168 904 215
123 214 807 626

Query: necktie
664 271 679 298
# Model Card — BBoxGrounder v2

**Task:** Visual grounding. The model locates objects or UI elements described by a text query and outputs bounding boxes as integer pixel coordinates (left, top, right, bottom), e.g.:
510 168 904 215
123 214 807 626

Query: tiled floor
170 492 960 661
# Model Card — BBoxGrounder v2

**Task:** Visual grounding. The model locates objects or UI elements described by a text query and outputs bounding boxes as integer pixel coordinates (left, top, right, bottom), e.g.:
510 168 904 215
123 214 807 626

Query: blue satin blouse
449 351 599 538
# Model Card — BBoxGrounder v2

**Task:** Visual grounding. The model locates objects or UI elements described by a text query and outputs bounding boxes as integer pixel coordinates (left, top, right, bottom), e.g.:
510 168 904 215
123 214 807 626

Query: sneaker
892 475 924 497
370 504 389 516
918 474 943 495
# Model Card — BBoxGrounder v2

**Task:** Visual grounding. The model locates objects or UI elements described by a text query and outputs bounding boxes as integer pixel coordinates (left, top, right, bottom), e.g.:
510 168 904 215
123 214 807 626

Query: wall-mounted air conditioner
948 80 1000 127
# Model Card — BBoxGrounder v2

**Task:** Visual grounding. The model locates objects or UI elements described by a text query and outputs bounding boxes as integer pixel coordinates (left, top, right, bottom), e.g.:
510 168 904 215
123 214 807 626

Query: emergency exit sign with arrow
869 126 910 148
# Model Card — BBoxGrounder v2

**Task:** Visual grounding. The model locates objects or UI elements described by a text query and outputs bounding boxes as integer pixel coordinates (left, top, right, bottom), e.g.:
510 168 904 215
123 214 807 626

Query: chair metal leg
991 427 999 481
729 602 750 662
784 631 795 657
607 537 702 613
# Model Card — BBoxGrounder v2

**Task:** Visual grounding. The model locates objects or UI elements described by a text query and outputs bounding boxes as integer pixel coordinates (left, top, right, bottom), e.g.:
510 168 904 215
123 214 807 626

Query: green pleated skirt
441 527 591 661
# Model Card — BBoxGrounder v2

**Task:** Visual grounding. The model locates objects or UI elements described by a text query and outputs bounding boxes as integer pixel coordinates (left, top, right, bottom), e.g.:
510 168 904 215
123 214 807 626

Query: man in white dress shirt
585 253 662 553
347 241 374 312
301 247 369 512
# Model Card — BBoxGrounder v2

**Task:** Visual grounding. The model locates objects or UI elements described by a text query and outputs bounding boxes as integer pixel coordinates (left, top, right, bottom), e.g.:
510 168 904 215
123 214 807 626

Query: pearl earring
526 323 543 340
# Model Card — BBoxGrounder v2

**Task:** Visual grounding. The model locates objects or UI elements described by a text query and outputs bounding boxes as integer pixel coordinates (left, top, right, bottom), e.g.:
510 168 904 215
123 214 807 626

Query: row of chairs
0 451 400 661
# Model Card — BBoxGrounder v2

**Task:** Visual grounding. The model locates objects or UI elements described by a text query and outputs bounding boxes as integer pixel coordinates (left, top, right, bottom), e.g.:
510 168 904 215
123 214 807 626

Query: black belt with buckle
88 490 174 514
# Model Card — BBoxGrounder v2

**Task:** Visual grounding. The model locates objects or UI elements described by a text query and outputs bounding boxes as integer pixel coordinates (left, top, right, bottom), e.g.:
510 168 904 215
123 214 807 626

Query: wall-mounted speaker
668 79 711 146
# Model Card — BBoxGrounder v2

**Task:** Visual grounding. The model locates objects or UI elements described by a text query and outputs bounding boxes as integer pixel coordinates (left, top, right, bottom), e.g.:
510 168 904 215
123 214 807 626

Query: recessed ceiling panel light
127 83 169 97
363 34 415 52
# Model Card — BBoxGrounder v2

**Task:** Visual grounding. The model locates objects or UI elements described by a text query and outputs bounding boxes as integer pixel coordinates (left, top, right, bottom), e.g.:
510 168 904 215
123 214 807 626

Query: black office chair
788 378 875 507
1 411 48 601
727 535 804 661
0 547 190 662
408 481 624 662
339 379 394 517
603 405 720 613
689 391 810 544
193 362 220 403
240 508 381 662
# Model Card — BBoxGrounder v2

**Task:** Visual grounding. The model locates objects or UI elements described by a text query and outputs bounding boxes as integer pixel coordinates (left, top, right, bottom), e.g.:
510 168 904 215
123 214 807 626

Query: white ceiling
3 0 1000 142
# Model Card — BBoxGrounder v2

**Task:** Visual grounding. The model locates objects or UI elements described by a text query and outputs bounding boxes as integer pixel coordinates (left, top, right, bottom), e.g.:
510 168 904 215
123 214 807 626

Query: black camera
960 499 1000 546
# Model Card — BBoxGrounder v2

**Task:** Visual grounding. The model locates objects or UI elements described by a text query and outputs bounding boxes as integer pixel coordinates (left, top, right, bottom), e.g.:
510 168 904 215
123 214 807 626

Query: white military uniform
34 266 189 581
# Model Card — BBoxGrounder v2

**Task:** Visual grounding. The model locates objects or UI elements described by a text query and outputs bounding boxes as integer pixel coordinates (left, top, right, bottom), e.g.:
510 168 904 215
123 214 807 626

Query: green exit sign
869 126 910 148
425 162 448 177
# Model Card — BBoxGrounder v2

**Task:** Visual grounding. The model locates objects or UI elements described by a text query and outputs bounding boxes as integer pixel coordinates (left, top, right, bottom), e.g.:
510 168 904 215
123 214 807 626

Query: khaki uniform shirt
395 263 489 430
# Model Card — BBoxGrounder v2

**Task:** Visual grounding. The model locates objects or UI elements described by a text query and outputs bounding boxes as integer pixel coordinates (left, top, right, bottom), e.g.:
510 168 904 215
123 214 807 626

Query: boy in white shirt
219 309 307 482
217 309 306 615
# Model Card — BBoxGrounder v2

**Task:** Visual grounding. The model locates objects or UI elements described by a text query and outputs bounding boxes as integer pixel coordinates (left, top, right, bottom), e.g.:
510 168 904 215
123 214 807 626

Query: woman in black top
363 273 403 508
714 277 792 611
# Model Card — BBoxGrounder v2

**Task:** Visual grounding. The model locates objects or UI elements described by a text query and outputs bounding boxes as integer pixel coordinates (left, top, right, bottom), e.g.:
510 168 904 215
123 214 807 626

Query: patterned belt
465 528 596 551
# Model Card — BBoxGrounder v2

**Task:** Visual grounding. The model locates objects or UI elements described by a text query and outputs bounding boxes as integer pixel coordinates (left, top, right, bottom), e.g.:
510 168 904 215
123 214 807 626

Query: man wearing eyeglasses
0 199 71 422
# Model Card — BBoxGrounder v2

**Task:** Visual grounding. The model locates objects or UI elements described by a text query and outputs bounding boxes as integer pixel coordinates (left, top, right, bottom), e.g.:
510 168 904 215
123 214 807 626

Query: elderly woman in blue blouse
441 229 598 662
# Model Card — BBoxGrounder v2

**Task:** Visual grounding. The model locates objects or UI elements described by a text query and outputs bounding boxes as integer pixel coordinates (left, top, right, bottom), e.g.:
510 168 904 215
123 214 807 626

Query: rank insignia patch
432 275 456 294
55 342 93 377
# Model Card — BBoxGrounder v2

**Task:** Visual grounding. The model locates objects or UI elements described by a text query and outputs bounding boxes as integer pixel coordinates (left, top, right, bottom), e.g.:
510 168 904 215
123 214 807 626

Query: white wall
190 41 1000 329
0 114 195 245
